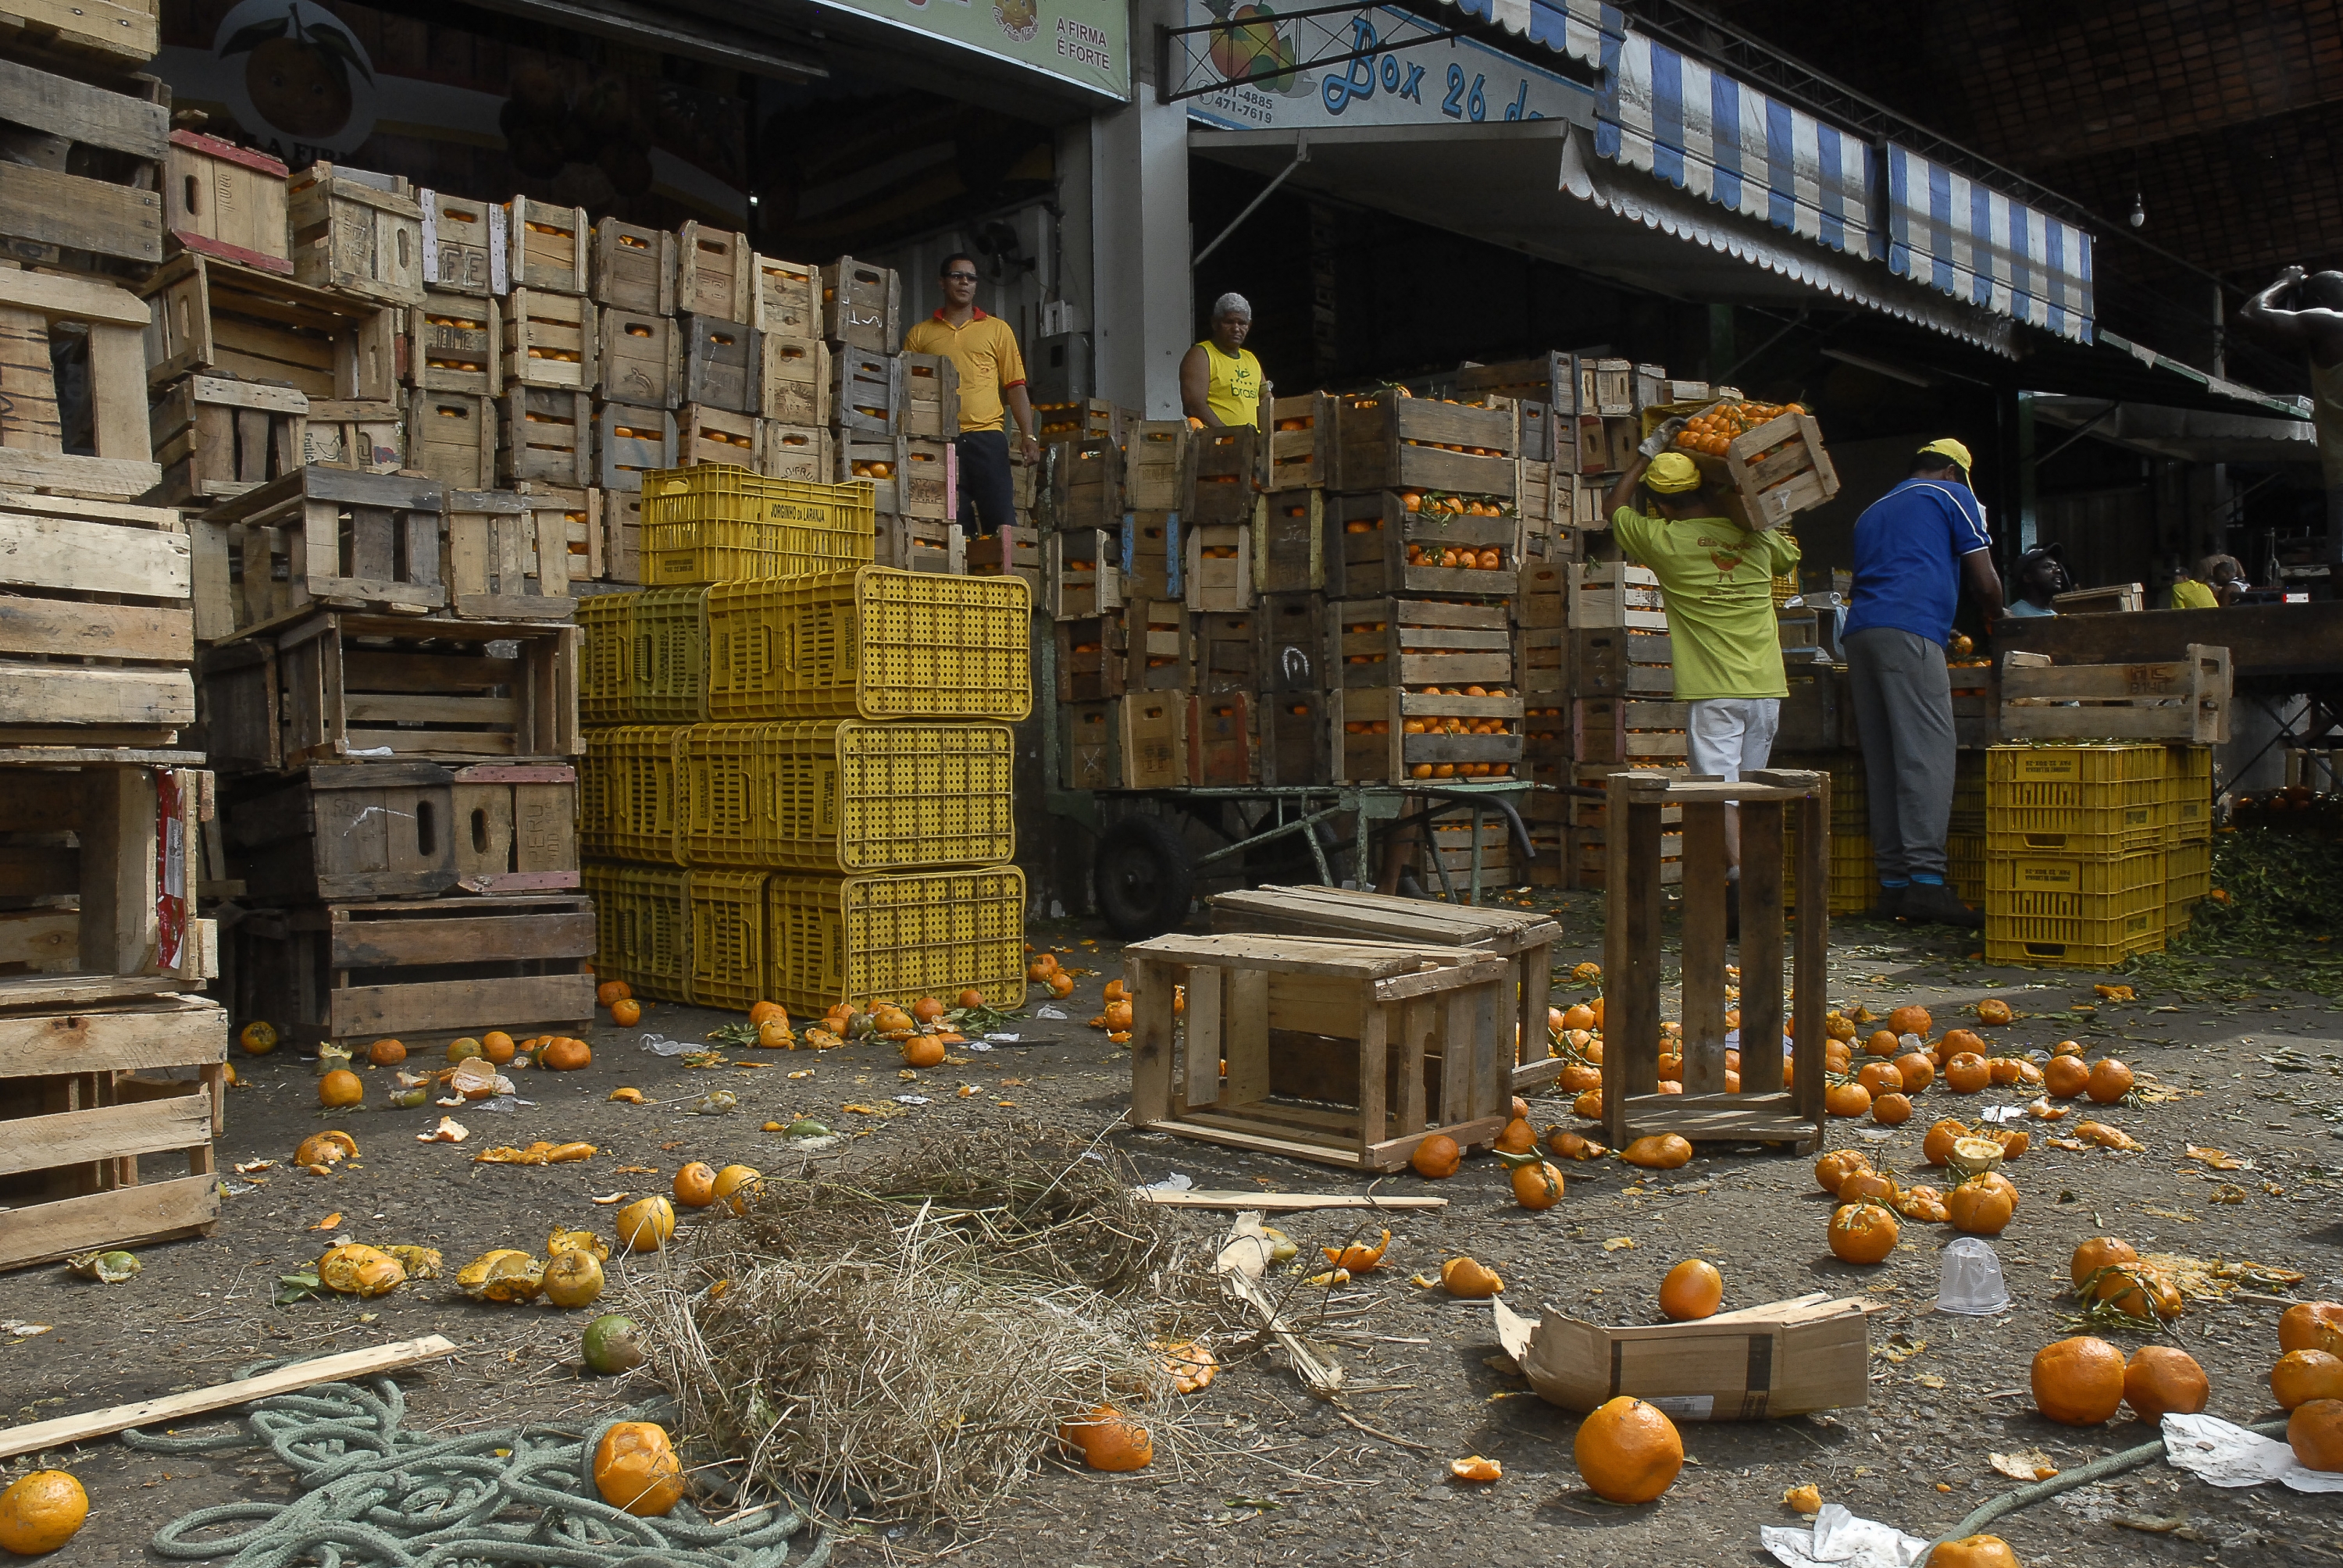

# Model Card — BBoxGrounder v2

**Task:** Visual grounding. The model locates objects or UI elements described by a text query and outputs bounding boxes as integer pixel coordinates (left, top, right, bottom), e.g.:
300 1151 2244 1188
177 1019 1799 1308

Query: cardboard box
1493 1292 1876 1420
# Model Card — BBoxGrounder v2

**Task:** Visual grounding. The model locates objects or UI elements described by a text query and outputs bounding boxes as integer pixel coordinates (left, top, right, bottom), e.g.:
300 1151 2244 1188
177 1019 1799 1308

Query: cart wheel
1093 815 1193 939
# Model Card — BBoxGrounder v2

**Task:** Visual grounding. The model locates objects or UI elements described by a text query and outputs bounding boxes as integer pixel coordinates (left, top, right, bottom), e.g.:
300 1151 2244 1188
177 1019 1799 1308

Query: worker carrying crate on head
1607 435 1803 939
902 253 1041 538
1180 292 1270 429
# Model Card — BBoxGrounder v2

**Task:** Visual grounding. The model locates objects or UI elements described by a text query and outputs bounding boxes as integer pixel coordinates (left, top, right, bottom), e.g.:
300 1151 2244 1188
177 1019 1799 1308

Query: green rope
1938 1416 2291 1544
123 1363 829 1568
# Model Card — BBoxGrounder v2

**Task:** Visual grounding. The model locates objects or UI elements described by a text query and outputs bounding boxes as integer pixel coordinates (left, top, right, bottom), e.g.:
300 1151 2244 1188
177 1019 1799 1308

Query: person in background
1179 294 1269 429
1842 439 2004 928
2170 554 2245 609
2002 543 2071 618
1607 438 1802 938
900 253 1040 537
2237 267 2343 554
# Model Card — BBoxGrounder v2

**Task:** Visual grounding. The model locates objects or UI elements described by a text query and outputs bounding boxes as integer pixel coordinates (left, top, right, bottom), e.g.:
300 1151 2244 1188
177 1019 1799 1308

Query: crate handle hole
415 801 438 855
471 808 490 854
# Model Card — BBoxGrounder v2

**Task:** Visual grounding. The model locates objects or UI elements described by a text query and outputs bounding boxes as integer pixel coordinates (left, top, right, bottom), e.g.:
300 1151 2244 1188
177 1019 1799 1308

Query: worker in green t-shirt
1605 444 1802 935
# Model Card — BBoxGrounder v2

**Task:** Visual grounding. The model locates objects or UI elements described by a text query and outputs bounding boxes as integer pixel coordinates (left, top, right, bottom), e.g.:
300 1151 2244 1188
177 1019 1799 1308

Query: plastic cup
1935 1237 2010 1315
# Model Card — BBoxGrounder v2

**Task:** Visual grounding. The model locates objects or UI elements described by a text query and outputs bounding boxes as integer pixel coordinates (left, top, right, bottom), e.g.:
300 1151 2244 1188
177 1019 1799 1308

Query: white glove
1638 417 1687 460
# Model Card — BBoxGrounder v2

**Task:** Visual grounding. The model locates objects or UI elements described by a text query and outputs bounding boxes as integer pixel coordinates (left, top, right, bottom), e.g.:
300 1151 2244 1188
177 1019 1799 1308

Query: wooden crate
1601 768 1828 1149
677 403 763 469
596 403 676 492
148 375 305 506
503 196 587 294
1184 522 1254 611
229 893 594 1049
419 189 504 295
222 763 457 901
1118 693 1185 788
876 514 962 576
1036 397 1131 445
1186 693 1254 784
1331 684 1523 785
1046 528 1122 619
901 352 960 441
0 762 214 1009
1449 351 1577 415
840 433 950 520
1125 932 1510 1171
446 488 574 620
287 162 423 306
1516 625 1571 699
1257 690 1328 786
1690 411 1839 529
964 523 1040 592
1566 628 1674 697
0 491 189 741
1257 591 1325 693
1182 426 1257 525
1050 437 1125 529
198 610 580 770
1122 597 1187 692
676 222 752 320
595 486 642 585
0 55 163 266
0 0 159 66
408 390 497 490
2000 646 2231 743
2051 583 2144 615
1325 491 1515 598
143 252 398 404
501 287 595 390
501 387 593 487
1123 512 1180 600
450 762 579 893
193 467 445 637
301 400 404 473
406 291 500 394
1256 487 1321 593
508 481 603 586
1331 597 1511 691
0 993 228 1274
162 130 286 272
1264 391 1332 489
1189 608 1258 693
751 252 817 339
1 266 159 497
593 219 674 313
1576 697 1690 764
761 337 829 426
586 305 671 406
1125 419 1188 511
1054 614 1125 702
1569 561 1667 630
758 422 832 484
683 314 761 413
1061 700 1118 789
1335 392 1517 496
830 347 900 437
820 255 900 351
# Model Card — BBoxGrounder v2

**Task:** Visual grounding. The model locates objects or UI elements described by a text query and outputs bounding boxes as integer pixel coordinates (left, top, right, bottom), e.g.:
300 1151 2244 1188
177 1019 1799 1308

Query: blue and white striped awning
1885 145 2095 343
1436 0 1618 69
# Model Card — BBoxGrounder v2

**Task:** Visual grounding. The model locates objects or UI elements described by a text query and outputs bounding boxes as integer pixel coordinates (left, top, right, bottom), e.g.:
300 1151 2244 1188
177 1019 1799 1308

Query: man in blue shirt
1842 439 2005 927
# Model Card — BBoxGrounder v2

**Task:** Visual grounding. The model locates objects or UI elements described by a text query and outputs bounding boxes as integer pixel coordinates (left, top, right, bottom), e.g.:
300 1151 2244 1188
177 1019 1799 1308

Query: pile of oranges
847 458 896 479
1671 400 1803 457
1404 543 1504 570
1394 492 1508 515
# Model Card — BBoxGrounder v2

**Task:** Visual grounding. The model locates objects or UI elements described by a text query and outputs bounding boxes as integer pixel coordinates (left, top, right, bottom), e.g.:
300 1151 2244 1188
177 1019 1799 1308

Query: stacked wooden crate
0 21 231 1271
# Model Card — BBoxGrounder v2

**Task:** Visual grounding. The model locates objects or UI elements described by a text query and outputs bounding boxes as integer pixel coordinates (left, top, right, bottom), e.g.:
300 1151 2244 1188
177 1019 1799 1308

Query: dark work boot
1902 881 1984 928
1724 879 1740 942
1869 883 1906 921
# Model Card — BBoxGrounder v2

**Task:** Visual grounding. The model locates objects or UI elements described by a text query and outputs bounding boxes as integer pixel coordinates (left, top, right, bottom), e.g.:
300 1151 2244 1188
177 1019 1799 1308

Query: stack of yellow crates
1983 744 2170 968
577 465 1032 1015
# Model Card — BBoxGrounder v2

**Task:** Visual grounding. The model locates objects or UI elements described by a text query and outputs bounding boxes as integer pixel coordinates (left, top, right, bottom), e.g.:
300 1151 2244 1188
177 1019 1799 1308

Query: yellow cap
1918 437 1974 475
1645 451 1702 494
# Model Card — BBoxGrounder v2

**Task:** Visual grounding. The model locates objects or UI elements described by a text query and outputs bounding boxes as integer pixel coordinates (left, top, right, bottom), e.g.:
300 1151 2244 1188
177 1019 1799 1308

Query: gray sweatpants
1844 627 1954 881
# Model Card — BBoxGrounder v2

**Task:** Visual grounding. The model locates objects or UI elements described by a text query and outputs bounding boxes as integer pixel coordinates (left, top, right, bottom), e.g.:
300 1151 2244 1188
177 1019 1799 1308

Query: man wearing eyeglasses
903 253 1041 537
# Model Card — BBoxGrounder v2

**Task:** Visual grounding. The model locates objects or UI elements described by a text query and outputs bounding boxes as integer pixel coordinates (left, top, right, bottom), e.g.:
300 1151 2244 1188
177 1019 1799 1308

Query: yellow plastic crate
2166 745 2213 842
1985 847 2166 968
1946 832 1985 906
578 593 636 724
585 861 690 1002
634 586 711 723
2165 838 2211 931
676 720 1015 872
1780 824 1873 915
766 866 1028 1014
687 870 771 1011
707 566 1032 722
1988 743 2165 853
1948 752 1988 838
640 465 877 586
580 726 684 864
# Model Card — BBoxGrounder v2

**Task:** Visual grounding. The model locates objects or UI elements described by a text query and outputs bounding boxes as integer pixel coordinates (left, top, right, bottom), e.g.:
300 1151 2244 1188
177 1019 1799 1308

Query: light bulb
2128 193 2145 229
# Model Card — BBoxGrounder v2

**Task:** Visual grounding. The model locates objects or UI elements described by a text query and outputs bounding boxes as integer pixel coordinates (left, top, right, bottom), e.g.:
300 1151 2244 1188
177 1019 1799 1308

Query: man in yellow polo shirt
1179 293 1269 429
901 253 1040 536
1606 443 1801 936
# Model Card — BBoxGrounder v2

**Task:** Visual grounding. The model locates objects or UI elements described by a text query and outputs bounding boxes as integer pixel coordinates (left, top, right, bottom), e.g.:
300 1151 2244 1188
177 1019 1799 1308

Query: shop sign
817 0 1131 101
1182 0 1591 132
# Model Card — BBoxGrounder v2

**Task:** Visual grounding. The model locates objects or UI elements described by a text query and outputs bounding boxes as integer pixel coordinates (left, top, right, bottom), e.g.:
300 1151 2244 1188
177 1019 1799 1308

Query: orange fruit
1894 1052 1936 1092
1928 1538 2020 1568
2087 1058 2135 1103
2272 1349 2343 1409
367 1038 406 1067
1864 1029 1901 1058
1886 1005 1931 1037
1561 1003 1596 1031
1440 1256 1504 1298
1941 1028 1985 1057
2123 1345 2207 1422
1838 1169 1899 1206
1060 1406 1154 1471
1828 1202 1898 1264
1494 1117 1536 1154
1573 1088 1604 1120
1410 1135 1461 1179
673 1162 718 1207
1943 1053 1991 1093
319 1068 363 1108
1508 1157 1565 1210
1825 1081 1872 1118
2070 1236 2138 1287
1946 1178 2013 1235
0 1470 89 1555
2032 1336 2127 1424
1856 1060 1904 1097
2281 1303 2343 1356
1620 1134 1691 1169
957 989 986 1010
1659 1259 1723 1321
711 1164 762 1213
611 998 643 1027
615 1196 675 1253
1814 1149 1870 1195
2291 1399 2343 1472
1870 1092 1913 1126
1976 999 2013 1026
2044 1055 2091 1098
903 1034 946 1068
238 1021 279 1055
541 1037 590 1071
1573 1396 1683 1504
1921 1119 1970 1166
481 1031 515 1064
748 1001 787 1026
596 980 632 1008
594 1420 685 1515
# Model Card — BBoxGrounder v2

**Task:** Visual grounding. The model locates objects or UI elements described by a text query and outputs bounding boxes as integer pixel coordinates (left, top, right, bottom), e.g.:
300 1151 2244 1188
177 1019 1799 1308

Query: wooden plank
1126 955 1175 1125
0 663 192 727
1679 801 1727 1094
1224 966 1271 1107
0 509 190 598
1355 1000 1388 1156
0 162 161 262
0 55 166 156
0 1172 218 1274
0 1096 212 1181
1738 800 1786 1095
0 1335 458 1458
1178 959 1221 1114
1132 1189 1447 1210
330 909 595 968
1792 785 1831 1129
329 973 594 1036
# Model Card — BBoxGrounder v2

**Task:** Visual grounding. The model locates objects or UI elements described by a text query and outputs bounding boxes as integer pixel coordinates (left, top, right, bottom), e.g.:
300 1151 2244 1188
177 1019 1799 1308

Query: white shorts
1685 697 1781 782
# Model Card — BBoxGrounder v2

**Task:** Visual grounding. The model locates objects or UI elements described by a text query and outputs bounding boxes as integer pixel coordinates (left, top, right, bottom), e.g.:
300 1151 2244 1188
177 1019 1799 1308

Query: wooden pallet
192 467 445 640
163 130 289 273
147 376 305 506
676 223 752 321
287 162 423 307
198 611 580 770
228 894 594 1050
0 55 163 266
419 189 504 295
597 403 676 492
222 763 459 902
0 267 160 497
2000 645 2231 743
407 291 501 394
0 993 228 1274
0 491 191 739
501 387 593 488
820 255 900 351
597 306 680 409
503 196 588 294
1125 932 1510 1172
0 761 215 1009
143 251 398 403
592 219 673 313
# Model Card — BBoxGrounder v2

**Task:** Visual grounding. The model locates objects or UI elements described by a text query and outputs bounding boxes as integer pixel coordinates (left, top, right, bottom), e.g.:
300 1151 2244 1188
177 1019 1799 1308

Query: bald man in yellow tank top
1179 293 1270 429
